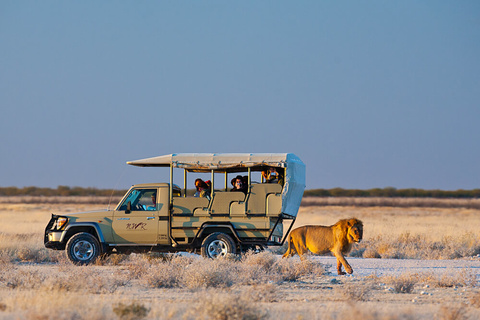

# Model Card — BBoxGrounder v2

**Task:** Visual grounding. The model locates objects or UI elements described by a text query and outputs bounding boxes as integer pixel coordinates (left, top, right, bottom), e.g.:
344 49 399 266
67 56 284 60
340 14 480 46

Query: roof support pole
169 164 173 205
248 167 251 192
211 170 214 199
183 169 187 198
224 172 228 191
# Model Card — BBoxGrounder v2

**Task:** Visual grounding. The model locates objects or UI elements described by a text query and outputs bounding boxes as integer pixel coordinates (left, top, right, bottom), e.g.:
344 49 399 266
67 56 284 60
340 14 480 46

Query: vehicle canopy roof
127 153 306 217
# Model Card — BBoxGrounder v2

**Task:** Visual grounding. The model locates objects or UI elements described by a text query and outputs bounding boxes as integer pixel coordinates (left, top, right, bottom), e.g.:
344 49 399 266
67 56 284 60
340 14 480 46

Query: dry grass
379 273 418 294
113 302 150 320
187 290 268 320
293 204 480 260
349 232 480 260
1 202 480 319
123 251 326 289
340 282 372 301
436 305 467 320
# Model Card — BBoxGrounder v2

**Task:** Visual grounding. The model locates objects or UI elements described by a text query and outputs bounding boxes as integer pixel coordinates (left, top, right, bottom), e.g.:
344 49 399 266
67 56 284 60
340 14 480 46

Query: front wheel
201 232 236 258
65 232 101 265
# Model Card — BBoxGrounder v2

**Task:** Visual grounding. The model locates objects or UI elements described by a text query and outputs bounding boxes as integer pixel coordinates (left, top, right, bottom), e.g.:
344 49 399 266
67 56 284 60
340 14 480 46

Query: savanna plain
1 197 480 319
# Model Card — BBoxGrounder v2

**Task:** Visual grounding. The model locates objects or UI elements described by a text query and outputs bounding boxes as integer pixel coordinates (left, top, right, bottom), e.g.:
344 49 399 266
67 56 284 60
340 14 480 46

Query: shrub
436 305 466 320
183 258 236 289
113 302 150 320
274 256 326 282
245 283 279 302
189 290 267 320
340 283 372 301
362 248 381 259
382 274 417 294
420 270 477 288
141 259 184 288
470 291 480 308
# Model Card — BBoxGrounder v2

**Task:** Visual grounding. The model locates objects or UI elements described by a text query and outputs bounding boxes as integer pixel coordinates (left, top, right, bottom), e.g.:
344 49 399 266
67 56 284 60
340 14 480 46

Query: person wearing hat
230 175 248 194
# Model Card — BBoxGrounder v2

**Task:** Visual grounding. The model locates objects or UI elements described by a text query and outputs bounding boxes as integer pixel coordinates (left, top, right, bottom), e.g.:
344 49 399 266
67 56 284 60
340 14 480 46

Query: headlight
56 217 68 230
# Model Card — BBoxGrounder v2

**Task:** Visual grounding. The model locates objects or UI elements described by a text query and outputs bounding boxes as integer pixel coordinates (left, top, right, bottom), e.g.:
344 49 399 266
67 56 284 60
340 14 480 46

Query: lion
282 218 363 275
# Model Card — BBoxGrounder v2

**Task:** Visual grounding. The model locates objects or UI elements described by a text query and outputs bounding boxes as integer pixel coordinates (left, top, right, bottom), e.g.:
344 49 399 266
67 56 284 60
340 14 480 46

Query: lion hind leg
293 238 309 260
282 235 297 258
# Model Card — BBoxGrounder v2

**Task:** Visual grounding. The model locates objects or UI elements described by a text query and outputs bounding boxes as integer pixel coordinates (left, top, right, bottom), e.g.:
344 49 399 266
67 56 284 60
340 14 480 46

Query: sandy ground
3 256 480 319
315 256 480 277
2 203 480 319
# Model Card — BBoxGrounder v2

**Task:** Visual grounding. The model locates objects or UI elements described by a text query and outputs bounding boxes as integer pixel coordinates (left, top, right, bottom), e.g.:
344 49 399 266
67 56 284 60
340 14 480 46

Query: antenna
108 168 126 211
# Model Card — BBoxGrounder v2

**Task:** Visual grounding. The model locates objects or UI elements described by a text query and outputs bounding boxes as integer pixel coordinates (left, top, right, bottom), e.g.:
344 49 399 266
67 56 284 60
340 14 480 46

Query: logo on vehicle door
126 223 147 230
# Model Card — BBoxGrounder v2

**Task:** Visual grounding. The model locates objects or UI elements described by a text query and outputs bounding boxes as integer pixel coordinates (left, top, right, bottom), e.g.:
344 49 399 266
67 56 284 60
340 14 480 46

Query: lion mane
282 218 363 275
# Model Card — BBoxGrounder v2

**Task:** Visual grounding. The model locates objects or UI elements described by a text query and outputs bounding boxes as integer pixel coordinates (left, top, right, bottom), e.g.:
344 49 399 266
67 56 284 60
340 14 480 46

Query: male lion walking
283 218 363 275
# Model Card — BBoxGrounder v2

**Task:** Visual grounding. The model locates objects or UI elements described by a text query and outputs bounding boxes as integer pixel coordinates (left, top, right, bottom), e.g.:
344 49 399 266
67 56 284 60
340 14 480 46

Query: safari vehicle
44 153 305 264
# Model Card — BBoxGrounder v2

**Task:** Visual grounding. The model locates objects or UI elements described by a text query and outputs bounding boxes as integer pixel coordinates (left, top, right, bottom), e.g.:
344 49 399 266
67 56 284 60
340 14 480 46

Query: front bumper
46 231 63 243
44 240 65 250
44 214 67 250
44 231 67 250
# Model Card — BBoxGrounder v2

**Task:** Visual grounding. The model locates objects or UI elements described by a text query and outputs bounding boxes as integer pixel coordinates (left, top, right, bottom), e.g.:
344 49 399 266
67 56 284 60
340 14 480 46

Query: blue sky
1 1 479 190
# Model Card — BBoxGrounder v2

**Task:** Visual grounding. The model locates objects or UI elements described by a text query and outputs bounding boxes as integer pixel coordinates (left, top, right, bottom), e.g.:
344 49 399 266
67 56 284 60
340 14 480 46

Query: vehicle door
113 188 159 244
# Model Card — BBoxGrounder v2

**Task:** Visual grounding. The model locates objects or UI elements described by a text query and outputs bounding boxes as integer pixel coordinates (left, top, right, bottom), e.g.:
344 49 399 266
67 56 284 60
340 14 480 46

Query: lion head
346 218 363 243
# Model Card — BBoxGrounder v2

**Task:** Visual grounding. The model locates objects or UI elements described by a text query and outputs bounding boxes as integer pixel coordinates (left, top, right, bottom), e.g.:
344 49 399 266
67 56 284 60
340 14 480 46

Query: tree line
1 186 479 198
304 187 480 198
0 186 126 197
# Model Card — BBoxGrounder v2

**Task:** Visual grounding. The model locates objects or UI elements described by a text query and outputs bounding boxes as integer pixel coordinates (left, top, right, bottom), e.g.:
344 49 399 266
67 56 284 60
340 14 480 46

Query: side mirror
126 201 132 214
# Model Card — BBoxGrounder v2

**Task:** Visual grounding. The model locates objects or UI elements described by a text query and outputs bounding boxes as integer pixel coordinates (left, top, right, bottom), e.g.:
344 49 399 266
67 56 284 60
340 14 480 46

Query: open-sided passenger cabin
128 153 305 221
171 182 283 217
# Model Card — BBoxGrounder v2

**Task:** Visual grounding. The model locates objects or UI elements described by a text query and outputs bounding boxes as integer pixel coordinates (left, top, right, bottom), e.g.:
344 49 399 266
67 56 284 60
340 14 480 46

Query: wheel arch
195 222 241 245
62 223 106 252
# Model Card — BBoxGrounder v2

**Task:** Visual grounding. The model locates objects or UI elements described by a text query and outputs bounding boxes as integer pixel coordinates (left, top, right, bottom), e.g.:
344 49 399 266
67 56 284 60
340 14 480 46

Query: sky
1 1 479 191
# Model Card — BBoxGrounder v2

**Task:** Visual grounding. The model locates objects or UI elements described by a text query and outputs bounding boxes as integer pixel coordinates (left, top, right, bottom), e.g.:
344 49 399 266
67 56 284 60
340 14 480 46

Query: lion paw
337 271 346 275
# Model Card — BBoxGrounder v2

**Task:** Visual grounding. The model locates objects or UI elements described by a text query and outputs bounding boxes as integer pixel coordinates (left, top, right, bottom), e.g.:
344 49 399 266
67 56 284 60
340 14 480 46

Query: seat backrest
172 197 209 215
210 192 245 214
266 193 282 216
246 183 282 215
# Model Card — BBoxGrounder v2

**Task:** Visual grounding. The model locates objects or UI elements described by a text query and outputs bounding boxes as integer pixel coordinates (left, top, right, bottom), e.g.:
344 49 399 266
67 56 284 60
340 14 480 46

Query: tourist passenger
230 175 248 194
262 168 284 186
194 179 211 200
262 167 278 183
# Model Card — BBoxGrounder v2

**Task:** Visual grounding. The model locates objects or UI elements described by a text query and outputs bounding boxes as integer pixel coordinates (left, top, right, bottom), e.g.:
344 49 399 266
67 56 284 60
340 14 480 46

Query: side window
119 189 157 211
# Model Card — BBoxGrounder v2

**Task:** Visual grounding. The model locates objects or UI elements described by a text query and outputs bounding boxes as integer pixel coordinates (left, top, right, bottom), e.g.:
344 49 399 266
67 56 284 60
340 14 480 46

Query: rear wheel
65 232 101 265
201 232 236 258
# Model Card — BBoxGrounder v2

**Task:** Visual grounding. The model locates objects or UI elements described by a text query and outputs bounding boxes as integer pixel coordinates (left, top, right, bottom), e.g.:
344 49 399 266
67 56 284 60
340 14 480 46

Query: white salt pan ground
313 256 480 277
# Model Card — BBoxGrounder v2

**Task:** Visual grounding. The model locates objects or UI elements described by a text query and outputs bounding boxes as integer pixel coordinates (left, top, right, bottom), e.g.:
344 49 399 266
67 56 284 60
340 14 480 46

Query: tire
201 232 236 259
65 232 101 265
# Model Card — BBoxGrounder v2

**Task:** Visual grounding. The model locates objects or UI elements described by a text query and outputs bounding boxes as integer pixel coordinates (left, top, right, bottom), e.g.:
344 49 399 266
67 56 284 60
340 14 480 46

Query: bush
382 274 417 294
113 302 150 320
341 283 372 301
189 290 267 320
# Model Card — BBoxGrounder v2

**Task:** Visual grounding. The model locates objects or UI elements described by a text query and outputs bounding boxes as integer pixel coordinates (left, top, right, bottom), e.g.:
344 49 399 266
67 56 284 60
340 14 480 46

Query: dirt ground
1 203 480 319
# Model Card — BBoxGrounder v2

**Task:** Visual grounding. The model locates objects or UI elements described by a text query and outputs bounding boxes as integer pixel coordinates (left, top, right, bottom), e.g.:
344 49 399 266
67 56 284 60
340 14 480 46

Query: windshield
118 189 157 211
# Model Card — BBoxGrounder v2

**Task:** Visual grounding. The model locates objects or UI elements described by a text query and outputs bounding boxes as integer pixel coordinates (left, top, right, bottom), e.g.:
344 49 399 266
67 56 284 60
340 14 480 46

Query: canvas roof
128 153 294 171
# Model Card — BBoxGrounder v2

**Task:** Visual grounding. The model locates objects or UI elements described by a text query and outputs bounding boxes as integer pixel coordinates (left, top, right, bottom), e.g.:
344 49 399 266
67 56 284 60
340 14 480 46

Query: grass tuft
189 290 267 320
113 302 150 320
